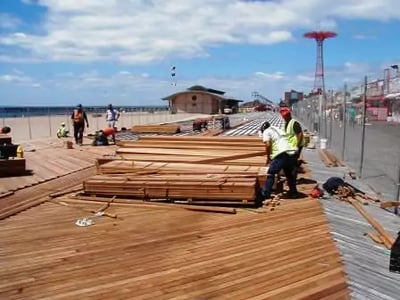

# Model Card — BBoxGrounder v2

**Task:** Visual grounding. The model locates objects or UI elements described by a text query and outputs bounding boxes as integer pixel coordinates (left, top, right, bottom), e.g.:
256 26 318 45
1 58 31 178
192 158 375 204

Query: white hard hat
61 122 65 126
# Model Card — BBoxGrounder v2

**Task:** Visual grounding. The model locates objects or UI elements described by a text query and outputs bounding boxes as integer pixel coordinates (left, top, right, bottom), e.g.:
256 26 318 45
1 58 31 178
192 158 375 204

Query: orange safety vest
102 127 115 136
73 110 84 123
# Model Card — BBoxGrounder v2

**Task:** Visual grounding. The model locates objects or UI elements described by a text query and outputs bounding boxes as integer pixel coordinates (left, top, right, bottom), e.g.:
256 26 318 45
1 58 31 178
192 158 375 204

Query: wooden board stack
83 135 268 206
116 135 266 166
131 124 181 134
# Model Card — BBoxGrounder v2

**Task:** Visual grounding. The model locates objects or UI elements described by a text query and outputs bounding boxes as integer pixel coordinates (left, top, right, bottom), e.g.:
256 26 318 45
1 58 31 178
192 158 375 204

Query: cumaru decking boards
84 136 268 204
0 141 116 196
116 135 266 166
131 124 181 134
0 166 96 220
0 197 349 299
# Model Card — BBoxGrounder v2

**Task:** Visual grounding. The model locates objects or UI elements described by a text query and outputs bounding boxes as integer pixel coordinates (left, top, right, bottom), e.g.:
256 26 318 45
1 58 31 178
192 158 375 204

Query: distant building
162 85 242 114
284 90 304 106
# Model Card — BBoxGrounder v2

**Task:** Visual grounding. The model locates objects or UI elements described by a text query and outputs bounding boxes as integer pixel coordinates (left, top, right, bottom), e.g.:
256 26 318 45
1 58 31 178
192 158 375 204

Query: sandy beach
2 111 210 143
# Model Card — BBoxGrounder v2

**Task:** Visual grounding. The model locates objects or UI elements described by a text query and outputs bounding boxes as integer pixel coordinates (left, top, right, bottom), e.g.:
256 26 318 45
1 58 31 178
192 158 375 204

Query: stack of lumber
318 149 344 167
131 124 181 134
98 160 265 176
116 135 266 166
83 173 257 205
83 135 268 206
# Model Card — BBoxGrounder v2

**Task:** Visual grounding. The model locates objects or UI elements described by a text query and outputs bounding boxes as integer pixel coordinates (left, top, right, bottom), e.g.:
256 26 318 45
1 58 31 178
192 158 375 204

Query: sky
0 0 400 106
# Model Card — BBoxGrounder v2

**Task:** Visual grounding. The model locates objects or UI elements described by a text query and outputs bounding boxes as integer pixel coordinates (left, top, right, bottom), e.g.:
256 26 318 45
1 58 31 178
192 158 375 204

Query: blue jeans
262 152 298 199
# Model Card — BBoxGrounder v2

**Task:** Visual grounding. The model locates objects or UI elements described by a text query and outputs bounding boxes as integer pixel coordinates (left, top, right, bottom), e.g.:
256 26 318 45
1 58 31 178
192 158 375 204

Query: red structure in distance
304 31 337 95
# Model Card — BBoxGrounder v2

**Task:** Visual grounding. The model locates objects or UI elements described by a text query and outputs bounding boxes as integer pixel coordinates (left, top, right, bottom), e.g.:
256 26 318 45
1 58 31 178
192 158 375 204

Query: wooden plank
348 198 395 249
197 150 265 164
131 124 180 134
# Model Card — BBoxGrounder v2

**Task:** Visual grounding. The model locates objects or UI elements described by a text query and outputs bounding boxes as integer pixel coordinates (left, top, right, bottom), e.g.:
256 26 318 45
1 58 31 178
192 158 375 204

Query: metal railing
0 106 205 143
292 76 400 208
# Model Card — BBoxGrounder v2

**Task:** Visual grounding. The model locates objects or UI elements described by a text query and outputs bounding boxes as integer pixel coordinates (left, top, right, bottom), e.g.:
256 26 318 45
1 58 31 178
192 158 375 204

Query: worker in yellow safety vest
280 107 304 160
258 121 300 204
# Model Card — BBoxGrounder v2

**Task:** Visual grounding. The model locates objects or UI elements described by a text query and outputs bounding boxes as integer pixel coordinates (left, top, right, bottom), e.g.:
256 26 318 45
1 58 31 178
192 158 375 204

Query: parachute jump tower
304 31 337 94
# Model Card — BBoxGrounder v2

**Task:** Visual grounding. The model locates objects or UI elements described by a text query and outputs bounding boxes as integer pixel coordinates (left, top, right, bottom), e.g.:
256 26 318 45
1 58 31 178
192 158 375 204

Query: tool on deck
0 128 26 176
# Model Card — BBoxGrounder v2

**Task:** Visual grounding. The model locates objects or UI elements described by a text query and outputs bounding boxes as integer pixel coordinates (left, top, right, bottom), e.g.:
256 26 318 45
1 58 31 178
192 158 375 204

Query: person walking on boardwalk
106 104 120 129
71 104 89 145
258 121 299 204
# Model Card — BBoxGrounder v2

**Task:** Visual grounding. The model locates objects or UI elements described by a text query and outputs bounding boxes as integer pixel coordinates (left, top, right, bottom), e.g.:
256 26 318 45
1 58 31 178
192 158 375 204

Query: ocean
0 105 169 118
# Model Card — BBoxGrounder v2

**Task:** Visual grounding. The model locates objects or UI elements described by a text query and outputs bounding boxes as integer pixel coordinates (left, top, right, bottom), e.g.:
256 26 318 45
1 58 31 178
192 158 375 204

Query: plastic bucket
320 138 327 149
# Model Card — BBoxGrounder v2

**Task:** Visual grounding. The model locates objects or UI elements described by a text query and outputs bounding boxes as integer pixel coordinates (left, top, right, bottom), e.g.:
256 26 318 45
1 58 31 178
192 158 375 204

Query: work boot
283 191 301 199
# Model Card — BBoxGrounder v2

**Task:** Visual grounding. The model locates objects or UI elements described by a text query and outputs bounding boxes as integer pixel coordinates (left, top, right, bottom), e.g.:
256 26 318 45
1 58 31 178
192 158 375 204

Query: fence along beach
0 106 207 143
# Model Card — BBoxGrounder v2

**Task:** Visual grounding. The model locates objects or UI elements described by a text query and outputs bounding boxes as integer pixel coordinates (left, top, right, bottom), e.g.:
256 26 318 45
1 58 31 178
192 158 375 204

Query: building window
192 102 197 107
192 95 197 101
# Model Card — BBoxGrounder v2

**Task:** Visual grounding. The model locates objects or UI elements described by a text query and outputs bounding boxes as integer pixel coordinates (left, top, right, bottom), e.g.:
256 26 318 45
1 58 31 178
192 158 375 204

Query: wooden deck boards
0 139 117 195
0 198 349 299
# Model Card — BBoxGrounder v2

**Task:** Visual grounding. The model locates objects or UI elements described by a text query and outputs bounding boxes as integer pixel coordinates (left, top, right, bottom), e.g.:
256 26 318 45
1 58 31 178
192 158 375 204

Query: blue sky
1 0 400 106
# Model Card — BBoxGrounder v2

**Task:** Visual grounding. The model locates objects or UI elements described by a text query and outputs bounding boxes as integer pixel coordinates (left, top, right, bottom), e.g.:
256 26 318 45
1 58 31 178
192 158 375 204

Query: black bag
322 177 346 194
390 232 400 273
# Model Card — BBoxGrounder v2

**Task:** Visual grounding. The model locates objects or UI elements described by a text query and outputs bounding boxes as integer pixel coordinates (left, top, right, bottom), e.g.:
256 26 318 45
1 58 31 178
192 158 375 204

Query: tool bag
390 231 400 273
322 177 346 194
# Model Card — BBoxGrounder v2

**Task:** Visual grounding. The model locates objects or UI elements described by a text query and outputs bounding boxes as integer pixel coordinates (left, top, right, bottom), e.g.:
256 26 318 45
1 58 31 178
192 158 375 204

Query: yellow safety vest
285 119 305 148
268 126 297 160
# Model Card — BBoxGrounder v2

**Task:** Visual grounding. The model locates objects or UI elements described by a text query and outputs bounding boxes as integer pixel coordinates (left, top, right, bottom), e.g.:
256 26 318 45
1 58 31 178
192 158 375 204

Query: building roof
162 86 242 102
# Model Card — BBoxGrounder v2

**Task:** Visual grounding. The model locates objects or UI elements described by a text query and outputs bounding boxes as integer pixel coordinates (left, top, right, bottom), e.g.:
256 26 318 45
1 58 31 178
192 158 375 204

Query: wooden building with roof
162 85 242 114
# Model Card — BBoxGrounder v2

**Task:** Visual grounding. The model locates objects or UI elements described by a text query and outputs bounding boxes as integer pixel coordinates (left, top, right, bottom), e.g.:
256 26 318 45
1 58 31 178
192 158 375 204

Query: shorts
107 120 116 128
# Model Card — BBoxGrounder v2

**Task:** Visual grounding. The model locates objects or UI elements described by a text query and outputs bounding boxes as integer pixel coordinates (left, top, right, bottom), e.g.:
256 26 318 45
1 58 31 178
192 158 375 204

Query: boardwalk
0 197 348 299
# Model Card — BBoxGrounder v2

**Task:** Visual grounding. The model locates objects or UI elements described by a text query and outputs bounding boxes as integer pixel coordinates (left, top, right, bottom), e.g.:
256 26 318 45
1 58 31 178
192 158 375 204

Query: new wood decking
0 197 349 299
0 139 116 196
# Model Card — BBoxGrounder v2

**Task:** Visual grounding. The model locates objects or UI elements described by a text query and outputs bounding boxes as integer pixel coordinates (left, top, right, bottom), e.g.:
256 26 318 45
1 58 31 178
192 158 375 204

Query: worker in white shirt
259 121 299 202
106 104 120 129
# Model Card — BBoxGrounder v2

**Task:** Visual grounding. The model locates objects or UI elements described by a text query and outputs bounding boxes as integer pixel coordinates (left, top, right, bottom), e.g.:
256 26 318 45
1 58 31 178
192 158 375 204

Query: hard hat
61 122 65 126
279 107 291 117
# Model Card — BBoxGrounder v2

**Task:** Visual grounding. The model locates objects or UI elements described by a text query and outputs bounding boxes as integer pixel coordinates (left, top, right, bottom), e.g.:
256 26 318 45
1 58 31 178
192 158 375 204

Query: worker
280 107 304 160
92 127 117 146
102 126 117 144
106 104 120 129
71 104 89 145
258 121 299 203
193 119 208 132
56 122 69 138
0 126 11 134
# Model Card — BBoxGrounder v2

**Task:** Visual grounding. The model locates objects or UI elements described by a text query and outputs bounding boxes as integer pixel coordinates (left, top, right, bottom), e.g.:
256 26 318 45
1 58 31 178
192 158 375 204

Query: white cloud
1 0 398 64
0 74 32 83
0 13 21 29
353 34 374 40
0 60 387 105
254 71 285 80
296 75 315 82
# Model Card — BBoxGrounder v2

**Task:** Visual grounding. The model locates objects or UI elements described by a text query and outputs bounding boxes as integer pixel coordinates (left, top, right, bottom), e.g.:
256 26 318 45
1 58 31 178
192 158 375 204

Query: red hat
279 107 291 117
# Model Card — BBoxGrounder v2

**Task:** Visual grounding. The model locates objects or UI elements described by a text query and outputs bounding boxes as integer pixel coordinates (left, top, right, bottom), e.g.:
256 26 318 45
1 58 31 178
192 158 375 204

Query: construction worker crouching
56 122 69 138
92 127 116 146
258 121 299 205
